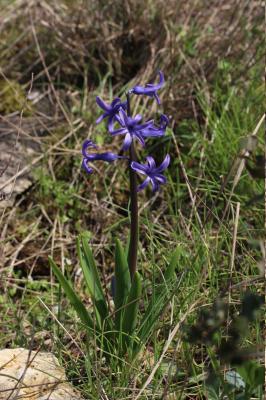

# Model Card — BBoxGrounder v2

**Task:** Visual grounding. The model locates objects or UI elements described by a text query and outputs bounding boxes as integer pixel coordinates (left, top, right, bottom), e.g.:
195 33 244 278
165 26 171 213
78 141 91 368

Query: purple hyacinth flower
131 154 170 192
141 114 169 137
110 109 155 150
96 96 127 131
82 139 124 174
129 71 165 104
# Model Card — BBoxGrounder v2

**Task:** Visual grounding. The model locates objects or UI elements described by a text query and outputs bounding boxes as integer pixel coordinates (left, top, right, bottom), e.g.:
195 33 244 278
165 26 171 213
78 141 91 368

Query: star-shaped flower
129 71 165 104
110 109 168 150
95 97 127 131
131 154 170 192
82 140 124 174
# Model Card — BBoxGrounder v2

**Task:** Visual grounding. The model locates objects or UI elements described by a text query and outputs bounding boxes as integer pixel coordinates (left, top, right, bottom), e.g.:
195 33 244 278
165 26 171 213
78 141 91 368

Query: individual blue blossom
131 154 170 192
95 96 127 131
82 139 124 174
129 71 165 104
110 109 168 150
141 114 169 137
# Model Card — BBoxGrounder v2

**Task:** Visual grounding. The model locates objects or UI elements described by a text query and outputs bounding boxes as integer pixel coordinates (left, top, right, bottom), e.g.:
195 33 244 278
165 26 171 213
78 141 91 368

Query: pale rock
0 115 51 208
0 348 83 400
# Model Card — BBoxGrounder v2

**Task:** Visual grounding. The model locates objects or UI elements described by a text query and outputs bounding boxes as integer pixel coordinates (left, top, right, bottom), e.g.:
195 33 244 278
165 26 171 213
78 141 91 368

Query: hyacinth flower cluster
82 71 170 190
81 71 170 279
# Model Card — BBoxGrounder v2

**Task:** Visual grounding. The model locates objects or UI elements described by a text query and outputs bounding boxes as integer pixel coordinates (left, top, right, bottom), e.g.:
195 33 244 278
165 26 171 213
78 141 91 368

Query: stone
0 115 51 208
0 348 83 400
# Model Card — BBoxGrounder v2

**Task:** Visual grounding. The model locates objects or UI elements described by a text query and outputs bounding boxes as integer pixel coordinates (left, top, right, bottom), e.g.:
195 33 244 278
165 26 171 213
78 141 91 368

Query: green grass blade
133 281 177 359
134 251 182 357
49 257 95 331
139 248 179 327
77 235 109 328
164 247 180 282
114 239 131 328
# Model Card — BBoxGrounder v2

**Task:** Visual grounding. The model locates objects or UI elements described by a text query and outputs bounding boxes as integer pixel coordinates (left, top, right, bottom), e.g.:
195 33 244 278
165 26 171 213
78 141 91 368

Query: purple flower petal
151 180 159 192
134 131 146 147
141 127 165 138
154 92 161 105
154 154 170 173
116 109 127 125
137 120 154 130
145 71 164 89
131 161 149 175
129 71 165 104
122 133 132 150
155 174 167 184
96 112 109 125
107 117 114 131
137 177 150 192
82 159 94 174
146 156 156 169
96 96 111 111
134 114 143 123
160 114 169 128
82 139 98 157
111 98 122 107
95 152 121 162
110 127 128 136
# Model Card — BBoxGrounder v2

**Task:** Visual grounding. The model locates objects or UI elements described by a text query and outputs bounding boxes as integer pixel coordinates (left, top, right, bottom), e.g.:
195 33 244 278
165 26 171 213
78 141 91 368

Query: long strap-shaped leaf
49 257 95 331
114 239 131 329
121 272 142 350
77 234 109 329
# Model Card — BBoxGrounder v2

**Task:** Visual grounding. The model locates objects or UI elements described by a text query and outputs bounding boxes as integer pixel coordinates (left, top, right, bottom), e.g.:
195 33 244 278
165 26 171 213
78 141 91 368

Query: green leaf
237 361 264 390
121 272 142 348
205 373 222 400
79 233 104 296
205 383 220 400
49 257 95 331
114 239 131 329
77 234 109 329
125 235 130 258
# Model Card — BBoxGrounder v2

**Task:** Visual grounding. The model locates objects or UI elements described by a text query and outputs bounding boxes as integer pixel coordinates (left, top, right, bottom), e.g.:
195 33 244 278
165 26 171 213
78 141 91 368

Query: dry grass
0 0 263 114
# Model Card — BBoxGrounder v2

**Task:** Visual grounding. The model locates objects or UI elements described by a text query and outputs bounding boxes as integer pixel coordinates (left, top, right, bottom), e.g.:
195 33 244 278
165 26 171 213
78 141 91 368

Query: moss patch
0 79 33 115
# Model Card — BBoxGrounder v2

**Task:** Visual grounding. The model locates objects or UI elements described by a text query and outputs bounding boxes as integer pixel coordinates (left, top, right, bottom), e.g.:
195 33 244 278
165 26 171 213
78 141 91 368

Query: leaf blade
114 239 131 329
121 272 142 350
77 235 109 328
49 257 95 331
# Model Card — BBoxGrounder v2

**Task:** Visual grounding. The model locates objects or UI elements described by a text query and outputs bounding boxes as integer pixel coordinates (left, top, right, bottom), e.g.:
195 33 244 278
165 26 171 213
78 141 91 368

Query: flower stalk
127 92 139 280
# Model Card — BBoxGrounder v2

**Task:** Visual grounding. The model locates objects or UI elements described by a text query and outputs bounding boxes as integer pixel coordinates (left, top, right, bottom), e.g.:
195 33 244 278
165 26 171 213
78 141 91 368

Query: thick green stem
127 93 139 280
